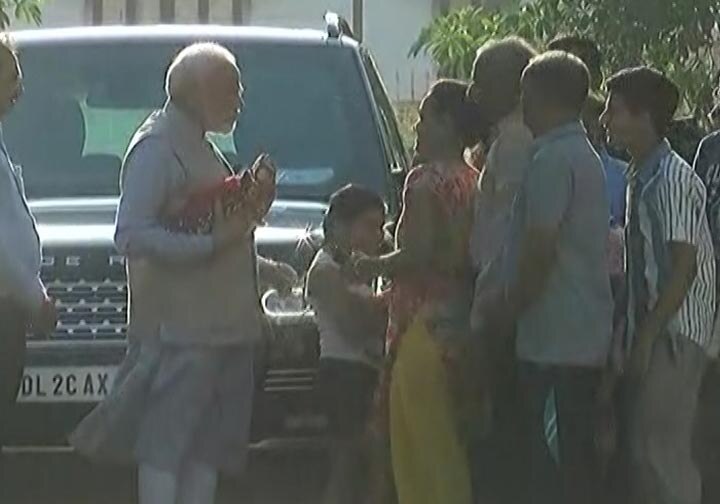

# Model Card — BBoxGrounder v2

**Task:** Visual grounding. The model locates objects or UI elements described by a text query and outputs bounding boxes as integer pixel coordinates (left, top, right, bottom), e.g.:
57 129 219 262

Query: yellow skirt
390 315 473 504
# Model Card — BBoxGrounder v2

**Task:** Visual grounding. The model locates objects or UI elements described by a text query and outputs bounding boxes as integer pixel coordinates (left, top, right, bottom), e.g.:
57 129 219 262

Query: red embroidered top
387 162 479 347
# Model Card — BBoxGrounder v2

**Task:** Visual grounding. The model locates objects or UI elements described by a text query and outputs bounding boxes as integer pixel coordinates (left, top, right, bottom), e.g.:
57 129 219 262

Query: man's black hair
606 66 680 137
548 34 602 87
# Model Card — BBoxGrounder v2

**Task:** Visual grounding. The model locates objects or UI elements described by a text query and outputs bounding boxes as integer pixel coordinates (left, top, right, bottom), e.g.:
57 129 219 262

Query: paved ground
1 449 326 504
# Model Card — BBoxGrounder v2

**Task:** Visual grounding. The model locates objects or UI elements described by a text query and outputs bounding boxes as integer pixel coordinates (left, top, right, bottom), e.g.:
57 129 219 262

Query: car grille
39 248 127 340
37 248 321 370
45 279 127 339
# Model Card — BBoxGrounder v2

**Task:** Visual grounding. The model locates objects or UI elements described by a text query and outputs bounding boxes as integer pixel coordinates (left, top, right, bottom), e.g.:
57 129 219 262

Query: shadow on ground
2 450 327 504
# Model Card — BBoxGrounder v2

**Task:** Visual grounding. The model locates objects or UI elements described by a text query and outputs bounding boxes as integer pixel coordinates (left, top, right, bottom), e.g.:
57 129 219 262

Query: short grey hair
471 36 537 118
165 42 238 100
522 50 590 114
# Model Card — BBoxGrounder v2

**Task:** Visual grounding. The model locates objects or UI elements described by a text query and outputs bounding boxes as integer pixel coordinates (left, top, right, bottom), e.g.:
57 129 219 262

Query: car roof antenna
324 11 355 41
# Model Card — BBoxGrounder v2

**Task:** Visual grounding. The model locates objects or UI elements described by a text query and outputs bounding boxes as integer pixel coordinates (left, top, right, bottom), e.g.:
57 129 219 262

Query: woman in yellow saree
353 80 482 504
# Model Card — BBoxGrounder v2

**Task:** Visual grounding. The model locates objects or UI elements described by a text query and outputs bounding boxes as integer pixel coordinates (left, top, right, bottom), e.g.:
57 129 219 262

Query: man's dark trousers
0 299 27 471
520 362 603 504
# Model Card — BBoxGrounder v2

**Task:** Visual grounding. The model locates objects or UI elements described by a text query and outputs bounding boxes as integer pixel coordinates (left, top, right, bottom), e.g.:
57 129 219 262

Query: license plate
17 367 118 403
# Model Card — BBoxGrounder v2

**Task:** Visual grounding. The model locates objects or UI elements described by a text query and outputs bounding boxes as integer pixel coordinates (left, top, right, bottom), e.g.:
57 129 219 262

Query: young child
306 184 388 504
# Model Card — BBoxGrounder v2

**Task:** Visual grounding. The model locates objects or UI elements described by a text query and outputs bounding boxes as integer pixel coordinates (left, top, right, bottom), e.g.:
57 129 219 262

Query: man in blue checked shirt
504 51 613 504
549 35 628 227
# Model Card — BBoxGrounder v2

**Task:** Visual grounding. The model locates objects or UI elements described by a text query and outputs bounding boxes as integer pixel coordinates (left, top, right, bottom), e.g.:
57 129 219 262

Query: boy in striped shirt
602 67 715 504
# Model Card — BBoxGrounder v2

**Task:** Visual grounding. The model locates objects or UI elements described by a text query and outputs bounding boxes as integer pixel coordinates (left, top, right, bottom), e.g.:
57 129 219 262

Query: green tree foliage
0 0 42 29
411 0 719 120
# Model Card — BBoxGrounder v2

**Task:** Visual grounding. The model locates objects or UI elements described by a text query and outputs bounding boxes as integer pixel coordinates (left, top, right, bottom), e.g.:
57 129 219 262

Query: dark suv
4 22 409 448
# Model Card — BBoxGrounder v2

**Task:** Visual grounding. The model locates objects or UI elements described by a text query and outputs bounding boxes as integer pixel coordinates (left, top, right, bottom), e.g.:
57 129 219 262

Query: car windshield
4 39 386 201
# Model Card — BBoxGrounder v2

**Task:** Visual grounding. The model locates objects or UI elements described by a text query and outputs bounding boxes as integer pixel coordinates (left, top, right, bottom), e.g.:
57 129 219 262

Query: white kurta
71 102 261 475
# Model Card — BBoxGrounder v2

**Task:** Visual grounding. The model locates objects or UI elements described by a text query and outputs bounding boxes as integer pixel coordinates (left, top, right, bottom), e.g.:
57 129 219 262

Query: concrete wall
11 0 471 100
247 0 351 28
243 0 434 101
12 0 86 28
364 0 435 101
242 0 434 101
103 0 128 24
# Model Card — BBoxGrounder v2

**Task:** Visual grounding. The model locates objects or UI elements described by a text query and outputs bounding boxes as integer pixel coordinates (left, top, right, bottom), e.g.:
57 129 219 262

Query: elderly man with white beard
108 43 296 504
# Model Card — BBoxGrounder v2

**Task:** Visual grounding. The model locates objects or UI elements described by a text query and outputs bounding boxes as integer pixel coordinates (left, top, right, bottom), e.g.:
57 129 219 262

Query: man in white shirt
113 43 296 504
0 35 56 462
466 36 537 504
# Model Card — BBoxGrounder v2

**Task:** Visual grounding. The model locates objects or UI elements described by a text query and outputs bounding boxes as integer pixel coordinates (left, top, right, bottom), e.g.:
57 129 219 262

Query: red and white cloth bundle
165 154 277 234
